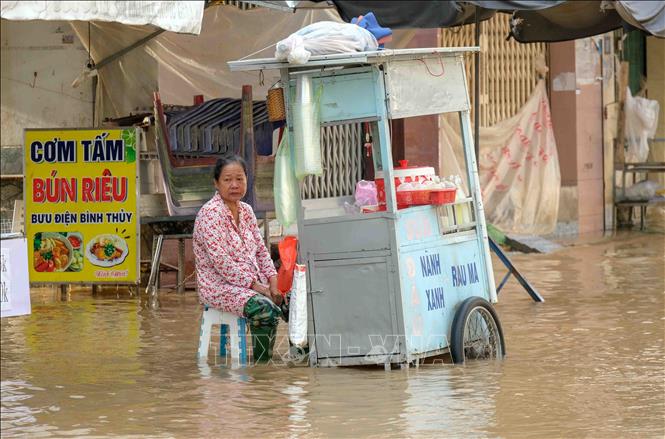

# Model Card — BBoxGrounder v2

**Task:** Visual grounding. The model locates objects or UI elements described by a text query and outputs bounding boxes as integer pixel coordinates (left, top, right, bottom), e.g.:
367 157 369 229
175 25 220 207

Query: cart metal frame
230 48 499 367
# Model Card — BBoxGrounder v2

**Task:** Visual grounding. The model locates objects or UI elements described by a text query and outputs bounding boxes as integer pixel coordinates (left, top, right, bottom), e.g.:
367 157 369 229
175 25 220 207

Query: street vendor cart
229 47 505 367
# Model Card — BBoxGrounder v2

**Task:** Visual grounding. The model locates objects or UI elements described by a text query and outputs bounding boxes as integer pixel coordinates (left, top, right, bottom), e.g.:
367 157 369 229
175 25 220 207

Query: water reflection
1 233 663 438
400 363 503 437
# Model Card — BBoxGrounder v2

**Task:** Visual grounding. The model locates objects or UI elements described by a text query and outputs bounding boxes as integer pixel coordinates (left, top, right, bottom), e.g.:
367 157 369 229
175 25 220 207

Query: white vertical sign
1 237 31 318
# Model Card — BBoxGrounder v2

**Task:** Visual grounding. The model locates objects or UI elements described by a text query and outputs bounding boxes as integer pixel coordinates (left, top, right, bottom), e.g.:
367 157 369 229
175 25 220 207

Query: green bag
293 81 323 180
274 133 299 228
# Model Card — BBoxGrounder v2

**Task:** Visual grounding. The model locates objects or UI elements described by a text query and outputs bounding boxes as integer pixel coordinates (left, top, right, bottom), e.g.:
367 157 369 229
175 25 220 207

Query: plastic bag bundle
274 133 299 227
294 74 323 180
355 180 378 206
620 180 661 201
277 236 298 294
275 21 378 65
288 264 308 348
625 87 660 163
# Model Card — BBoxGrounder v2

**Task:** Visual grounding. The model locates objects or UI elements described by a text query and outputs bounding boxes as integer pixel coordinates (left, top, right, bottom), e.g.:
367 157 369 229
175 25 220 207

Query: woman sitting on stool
193 154 285 363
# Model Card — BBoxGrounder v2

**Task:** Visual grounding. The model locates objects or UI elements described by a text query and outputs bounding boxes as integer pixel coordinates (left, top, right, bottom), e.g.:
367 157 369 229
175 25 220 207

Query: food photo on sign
86 230 131 267
32 232 84 273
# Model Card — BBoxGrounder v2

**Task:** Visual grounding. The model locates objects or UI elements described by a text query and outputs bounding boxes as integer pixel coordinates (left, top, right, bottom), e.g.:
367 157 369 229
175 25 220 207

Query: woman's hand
251 280 270 296
268 276 282 305
270 286 283 306
252 277 282 305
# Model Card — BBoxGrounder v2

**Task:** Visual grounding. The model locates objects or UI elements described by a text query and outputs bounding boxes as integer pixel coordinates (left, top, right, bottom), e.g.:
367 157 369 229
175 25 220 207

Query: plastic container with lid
375 160 435 206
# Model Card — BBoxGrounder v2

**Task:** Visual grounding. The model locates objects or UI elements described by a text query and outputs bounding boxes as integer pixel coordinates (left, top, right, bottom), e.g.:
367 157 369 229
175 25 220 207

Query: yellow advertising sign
24 128 139 283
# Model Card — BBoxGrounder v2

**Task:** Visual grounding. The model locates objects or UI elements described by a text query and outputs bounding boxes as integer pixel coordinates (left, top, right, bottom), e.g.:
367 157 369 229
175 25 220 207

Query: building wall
550 42 578 186
601 33 617 230
0 19 93 224
549 38 605 236
575 38 605 235
646 37 665 187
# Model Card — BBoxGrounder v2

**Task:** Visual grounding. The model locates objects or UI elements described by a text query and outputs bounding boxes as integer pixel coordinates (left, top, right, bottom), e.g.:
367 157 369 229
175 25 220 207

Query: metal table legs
145 234 190 294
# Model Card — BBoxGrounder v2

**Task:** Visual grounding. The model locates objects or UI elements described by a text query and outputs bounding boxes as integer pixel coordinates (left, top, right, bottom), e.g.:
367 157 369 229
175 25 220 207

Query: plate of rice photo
85 234 129 267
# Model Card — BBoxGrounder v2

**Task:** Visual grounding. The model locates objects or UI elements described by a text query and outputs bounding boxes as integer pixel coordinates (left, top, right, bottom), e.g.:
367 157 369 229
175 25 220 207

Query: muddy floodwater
2 232 664 438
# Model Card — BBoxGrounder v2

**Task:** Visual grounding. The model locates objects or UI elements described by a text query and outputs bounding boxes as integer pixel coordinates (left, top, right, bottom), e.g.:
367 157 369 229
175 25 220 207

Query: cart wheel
450 296 505 364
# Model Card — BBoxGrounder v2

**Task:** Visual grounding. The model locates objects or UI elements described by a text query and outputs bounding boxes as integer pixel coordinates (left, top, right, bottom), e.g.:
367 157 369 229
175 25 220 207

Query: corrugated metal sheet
214 1 259 11
301 122 363 200
440 14 547 127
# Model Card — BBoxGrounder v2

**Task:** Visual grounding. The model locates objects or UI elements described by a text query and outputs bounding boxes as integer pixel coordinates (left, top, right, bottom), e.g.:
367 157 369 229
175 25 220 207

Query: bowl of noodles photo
85 234 129 267
33 232 74 272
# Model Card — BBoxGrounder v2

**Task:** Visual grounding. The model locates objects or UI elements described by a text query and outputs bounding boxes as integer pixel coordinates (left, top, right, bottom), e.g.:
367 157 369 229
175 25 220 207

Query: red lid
376 166 435 179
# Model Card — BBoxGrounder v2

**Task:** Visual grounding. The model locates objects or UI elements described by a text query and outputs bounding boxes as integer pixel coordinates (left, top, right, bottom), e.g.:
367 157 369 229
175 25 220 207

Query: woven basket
267 87 286 122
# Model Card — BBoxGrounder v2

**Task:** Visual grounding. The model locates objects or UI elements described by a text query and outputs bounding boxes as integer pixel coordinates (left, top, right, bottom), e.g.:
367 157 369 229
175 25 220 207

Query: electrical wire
418 57 445 77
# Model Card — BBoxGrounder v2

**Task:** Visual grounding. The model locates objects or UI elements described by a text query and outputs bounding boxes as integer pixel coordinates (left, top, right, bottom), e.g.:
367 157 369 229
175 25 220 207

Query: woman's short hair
213 154 247 180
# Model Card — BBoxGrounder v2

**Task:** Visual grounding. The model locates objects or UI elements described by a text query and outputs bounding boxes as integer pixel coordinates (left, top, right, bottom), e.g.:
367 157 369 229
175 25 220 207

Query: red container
430 188 456 205
375 160 435 206
395 191 412 205
361 204 386 213
397 190 431 206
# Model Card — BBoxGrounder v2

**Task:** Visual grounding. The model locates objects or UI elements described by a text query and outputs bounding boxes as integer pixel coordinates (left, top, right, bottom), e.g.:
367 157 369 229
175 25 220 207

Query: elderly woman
193 155 285 362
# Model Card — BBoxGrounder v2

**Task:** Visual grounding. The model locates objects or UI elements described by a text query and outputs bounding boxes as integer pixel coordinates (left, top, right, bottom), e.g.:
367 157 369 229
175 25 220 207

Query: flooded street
2 232 664 438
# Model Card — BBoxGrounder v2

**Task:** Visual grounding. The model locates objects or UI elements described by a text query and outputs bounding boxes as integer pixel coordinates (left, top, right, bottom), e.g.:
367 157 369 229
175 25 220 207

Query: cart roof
228 47 479 72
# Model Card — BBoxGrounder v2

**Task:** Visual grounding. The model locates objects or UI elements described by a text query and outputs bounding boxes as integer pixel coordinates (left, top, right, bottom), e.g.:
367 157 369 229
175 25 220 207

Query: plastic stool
198 306 248 366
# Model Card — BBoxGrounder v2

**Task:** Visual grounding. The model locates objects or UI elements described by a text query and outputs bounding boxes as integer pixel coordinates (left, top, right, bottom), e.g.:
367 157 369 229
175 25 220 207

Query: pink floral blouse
193 193 277 316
